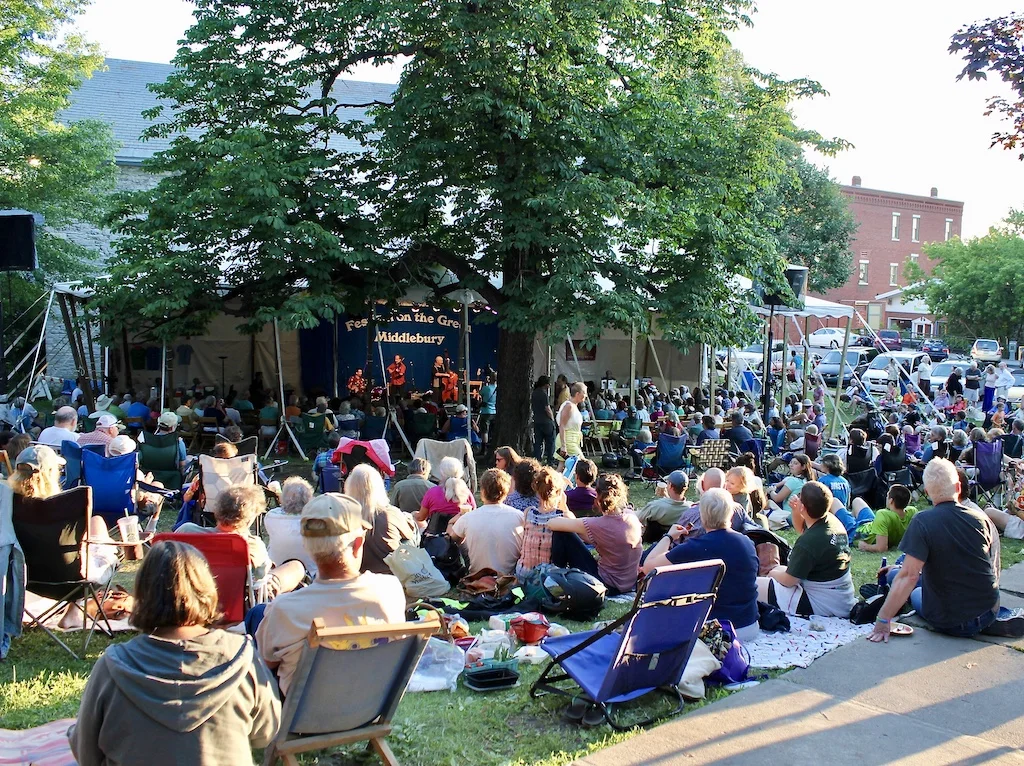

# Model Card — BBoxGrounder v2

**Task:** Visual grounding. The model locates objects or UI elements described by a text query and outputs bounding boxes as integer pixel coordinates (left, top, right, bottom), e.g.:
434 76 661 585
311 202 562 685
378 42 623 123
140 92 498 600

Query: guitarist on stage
387 354 407 401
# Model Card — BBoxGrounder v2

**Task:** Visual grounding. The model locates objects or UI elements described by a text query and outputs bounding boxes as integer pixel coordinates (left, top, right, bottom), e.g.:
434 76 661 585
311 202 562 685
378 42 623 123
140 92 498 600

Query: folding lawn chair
847 468 877 505
12 486 119 659
737 438 766 478
81 450 138 527
152 531 255 624
318 463 342 493
530 560 725 730
409 412 438 447
199 453 259 510
690 439 733 473
332 438 396 478
412 438 477 491
263 615 441 766
653 433 687 475
297 413 327 456
190 416 220 452
972 439 1005 507
60 440 107 491
361 415 388 441
1001 432 1024 461
138 431 184 490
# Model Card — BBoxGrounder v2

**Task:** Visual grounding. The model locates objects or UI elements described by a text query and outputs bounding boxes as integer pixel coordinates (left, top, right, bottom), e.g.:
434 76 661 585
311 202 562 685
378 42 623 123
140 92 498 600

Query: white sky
78 0 1023 238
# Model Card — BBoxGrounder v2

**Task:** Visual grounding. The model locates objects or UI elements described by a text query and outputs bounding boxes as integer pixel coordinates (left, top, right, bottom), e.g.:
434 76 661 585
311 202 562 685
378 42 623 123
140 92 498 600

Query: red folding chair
152 532 253 623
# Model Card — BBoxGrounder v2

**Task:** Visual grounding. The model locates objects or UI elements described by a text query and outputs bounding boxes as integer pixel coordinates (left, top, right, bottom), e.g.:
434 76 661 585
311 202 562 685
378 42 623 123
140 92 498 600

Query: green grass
5 469 1023 765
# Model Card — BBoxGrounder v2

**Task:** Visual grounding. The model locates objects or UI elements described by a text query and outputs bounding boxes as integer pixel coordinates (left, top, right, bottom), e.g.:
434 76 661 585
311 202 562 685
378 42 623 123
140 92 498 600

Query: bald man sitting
675 468 752 537
38 406 79 447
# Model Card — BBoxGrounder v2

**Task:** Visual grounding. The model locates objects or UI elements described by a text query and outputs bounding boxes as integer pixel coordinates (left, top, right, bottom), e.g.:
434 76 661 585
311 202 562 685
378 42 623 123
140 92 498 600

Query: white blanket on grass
746 615 872 669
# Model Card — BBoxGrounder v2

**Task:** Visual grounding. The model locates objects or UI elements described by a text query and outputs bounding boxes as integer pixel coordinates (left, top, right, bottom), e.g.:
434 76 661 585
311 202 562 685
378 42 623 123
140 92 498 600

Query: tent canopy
734 276 853 319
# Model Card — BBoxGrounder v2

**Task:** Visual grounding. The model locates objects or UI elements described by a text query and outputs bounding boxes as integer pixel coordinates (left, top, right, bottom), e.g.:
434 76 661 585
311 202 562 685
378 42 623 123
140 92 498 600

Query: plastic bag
408 637 466 692
385 542 450 599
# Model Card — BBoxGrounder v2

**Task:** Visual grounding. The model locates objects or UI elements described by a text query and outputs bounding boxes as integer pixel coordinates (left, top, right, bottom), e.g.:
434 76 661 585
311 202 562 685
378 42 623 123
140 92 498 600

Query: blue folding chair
653 433 687 474
318 463 342 493
972 439 1005 507
61 440 107 490
530 560 725 730
562 454 580 488
738 438 766 478
81 450 138 527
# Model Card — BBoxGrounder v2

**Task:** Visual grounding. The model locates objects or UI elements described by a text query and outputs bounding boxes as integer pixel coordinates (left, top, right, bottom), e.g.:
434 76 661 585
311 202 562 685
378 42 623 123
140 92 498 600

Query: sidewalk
577 565 1024 766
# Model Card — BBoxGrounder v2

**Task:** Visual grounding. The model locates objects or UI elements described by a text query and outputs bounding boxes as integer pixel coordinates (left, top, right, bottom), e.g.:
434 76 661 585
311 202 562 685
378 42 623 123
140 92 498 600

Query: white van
862 351 929 395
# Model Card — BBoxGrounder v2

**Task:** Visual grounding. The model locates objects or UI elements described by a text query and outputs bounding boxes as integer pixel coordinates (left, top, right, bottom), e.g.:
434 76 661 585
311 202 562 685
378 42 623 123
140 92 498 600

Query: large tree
905 217 1024 345
95 0 841 452
951 12 1024 159
0 0 117 386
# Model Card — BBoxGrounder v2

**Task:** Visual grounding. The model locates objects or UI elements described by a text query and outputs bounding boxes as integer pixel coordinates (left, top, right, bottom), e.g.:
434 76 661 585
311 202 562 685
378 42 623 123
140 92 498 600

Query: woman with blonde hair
415 456 475 532
69 540 280 764
556 382 587 459
263 476 317 575
725 465 766 525
345 464 418 574
547 473 643 594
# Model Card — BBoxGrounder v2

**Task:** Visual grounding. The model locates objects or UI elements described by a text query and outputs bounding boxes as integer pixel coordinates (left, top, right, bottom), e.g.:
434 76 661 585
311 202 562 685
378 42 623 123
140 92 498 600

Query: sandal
581 705 607 729
563 699 589 724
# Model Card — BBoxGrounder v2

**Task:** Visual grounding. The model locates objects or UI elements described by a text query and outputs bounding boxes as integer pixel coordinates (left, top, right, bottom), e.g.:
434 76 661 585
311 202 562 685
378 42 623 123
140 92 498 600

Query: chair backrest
655 433 687 471
139 432 183 491
152 531 250 622
12 486 93 598
318 463 342 493
847 468 877 500
197 416 220 433
804 433 821 460
410 411 437 437
975 439 1004 489
199 454 257 511
82 450 138 524
904 433 922 454
278 617 439 739
301 413 326 434
414 438 476 491
361 415 388 441
61 440 105 490
700 439 733 470
1001 433 1024 460
594 560 725 703
737 438 765 475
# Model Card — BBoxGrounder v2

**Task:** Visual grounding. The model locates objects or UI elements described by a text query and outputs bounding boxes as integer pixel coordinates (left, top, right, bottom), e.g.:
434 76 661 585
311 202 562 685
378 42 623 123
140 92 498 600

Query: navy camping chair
530 560 725 730
972 439 1005 507
61 440 107 490
318 463 342 493
738 438 766 478
81 450 138 526
653 433 687 474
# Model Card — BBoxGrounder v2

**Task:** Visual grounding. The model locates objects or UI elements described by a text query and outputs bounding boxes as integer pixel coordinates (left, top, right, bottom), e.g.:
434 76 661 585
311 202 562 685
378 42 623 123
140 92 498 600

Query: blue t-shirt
696 428 720 445
126 401 152 421
666 529 758 630
818 474 851 509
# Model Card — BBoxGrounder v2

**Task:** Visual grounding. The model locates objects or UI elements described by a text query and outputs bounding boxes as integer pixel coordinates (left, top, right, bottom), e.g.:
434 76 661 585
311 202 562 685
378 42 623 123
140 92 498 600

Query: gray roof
61 58 396 165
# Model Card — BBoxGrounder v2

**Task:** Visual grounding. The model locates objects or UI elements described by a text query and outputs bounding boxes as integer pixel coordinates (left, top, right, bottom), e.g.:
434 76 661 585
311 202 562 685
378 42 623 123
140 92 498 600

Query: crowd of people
3 358 1024 764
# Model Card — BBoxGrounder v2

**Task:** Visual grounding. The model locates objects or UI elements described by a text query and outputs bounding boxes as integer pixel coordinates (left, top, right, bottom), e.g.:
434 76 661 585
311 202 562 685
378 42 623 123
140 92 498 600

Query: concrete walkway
577 564 1024 766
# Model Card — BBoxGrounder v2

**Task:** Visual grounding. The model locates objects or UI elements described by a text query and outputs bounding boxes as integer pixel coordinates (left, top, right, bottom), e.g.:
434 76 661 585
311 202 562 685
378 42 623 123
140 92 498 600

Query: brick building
811 176 964 337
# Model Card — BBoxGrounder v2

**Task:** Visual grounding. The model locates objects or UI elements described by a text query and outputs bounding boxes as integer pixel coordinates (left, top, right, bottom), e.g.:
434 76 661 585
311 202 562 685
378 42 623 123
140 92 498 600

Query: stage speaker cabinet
0 211 38 272
761 265 809 308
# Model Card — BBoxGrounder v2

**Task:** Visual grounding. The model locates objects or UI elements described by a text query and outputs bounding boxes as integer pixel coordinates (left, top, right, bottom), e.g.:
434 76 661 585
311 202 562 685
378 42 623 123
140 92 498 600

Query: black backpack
421 533 467 586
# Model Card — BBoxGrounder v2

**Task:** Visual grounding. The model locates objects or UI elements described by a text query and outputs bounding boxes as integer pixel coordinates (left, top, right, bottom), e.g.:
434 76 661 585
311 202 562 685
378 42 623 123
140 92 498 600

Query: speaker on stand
759 265 809 424
0 211 42 392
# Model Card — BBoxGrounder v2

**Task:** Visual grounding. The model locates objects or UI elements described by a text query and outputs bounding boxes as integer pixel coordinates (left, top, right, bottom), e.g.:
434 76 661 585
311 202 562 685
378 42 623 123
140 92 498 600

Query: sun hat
93 394 113 411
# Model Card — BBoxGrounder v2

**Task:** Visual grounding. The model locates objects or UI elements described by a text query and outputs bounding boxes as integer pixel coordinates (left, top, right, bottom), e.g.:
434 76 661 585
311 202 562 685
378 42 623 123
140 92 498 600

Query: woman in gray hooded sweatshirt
69 540 281 765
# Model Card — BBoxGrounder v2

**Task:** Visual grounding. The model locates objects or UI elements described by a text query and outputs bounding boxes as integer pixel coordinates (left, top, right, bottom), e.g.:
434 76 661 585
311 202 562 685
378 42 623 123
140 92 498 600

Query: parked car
929 361 959 392
1007 367 1024 404
920 338 950 362
852 333 874 347
873 329 903 351
862 351 928 395
813 347 879 387
808 327 847 349
971 338 1003 364
719 342 785 371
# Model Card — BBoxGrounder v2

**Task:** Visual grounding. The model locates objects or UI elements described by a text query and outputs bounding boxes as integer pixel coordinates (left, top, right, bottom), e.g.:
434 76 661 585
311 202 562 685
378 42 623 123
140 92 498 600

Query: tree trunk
492 327 535 456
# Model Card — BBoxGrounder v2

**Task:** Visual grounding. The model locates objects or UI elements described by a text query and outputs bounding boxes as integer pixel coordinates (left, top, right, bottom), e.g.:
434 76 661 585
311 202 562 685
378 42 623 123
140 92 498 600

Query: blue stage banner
299 308 499 395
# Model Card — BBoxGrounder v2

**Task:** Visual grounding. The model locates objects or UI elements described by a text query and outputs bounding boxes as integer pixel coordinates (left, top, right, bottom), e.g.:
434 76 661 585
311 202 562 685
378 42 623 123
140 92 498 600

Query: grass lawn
4 466 1023 765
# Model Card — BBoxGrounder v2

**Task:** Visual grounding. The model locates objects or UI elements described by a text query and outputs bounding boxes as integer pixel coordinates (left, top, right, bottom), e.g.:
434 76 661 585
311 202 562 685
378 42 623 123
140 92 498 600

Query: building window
891 212 901 241
858 260 869 285
945 218 953 241
867 303 882 330
912 215 920 242
889 263 898 286
910 253 919 264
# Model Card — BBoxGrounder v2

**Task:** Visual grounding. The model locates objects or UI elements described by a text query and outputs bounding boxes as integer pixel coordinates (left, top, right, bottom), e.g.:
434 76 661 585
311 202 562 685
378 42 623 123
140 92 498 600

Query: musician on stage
387 355 407 402
432 355 448 404
347 368 367 399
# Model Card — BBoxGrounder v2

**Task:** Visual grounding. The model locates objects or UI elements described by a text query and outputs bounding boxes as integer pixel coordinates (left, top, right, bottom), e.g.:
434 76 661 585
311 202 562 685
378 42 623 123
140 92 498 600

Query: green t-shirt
786 512 851 583
862 506 918 548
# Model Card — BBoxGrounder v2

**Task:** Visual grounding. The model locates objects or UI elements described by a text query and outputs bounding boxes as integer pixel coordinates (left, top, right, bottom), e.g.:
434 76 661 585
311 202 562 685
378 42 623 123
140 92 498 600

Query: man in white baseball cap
254 493 406 695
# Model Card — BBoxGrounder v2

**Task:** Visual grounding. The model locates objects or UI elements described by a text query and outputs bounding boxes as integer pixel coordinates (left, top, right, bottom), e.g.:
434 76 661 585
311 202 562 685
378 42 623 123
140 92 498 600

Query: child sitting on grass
855 485 917 552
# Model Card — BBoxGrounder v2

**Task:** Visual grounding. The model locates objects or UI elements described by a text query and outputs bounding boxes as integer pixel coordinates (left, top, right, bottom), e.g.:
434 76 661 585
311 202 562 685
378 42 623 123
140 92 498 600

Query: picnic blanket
22 592 134 632
0 718 77 766
746 615 873 669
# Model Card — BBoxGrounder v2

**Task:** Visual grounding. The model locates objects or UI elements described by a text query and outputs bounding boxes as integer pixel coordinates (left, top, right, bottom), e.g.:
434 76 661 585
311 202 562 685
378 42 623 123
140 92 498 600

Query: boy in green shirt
856 485 917 552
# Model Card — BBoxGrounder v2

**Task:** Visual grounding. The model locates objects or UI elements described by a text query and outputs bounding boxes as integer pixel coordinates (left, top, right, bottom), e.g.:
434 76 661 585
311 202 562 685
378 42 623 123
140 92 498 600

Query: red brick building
811 177 964 337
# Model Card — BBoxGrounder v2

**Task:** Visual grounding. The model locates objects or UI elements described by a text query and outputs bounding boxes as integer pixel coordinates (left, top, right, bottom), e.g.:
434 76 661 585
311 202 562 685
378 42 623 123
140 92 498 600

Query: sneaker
983 607 1024 638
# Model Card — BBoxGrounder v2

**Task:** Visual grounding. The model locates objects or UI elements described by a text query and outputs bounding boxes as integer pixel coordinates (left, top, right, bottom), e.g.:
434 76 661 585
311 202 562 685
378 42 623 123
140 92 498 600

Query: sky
76 0 1023 238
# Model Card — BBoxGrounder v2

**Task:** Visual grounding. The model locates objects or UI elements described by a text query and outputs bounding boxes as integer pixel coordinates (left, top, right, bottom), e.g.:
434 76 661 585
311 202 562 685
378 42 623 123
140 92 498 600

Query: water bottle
878 556 888 593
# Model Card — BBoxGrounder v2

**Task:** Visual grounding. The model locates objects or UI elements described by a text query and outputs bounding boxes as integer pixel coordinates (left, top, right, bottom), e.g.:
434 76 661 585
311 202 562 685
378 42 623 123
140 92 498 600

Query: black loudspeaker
762 265 809 308
0 212 38 272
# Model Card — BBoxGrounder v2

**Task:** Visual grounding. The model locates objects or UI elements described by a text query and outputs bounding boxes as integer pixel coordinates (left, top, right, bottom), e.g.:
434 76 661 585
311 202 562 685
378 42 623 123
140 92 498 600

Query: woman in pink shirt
415 456 475 534
548 473 643 595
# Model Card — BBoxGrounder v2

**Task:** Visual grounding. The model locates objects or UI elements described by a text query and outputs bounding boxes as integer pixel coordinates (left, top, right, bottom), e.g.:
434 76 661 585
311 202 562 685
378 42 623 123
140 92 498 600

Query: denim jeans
533 423 555 464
